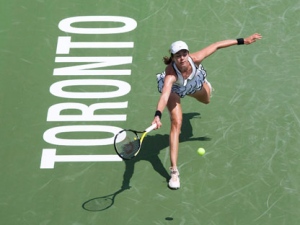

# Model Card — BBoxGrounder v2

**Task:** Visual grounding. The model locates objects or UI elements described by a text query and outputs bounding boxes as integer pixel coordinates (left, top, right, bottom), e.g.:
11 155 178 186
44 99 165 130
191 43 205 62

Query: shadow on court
82 112 211 211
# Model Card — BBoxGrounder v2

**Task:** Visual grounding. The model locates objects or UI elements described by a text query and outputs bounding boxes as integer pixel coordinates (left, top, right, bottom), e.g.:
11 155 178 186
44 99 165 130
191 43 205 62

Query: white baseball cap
170 41 189 54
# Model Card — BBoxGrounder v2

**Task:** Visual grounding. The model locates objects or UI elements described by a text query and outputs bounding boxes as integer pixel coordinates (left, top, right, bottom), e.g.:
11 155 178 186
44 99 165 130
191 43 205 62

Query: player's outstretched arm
191 33 262 64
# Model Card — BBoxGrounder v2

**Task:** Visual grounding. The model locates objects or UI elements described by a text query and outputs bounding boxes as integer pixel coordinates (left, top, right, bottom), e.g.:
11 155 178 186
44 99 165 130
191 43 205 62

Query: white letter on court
49 79 131 99
47 102 128 121
58 16 137 34
56 37 134 54
53 57 132 75
43 125 121 146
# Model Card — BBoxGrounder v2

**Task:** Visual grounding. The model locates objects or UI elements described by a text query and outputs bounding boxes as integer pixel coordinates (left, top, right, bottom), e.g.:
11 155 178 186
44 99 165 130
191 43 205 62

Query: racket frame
114 124 156 160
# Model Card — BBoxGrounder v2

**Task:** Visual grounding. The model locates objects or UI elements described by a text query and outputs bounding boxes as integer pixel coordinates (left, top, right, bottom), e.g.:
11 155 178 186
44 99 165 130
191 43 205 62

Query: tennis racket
114 124 157 160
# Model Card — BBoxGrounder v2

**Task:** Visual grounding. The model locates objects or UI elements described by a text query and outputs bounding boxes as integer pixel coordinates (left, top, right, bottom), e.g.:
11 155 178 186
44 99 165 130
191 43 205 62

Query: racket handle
145 124 157 132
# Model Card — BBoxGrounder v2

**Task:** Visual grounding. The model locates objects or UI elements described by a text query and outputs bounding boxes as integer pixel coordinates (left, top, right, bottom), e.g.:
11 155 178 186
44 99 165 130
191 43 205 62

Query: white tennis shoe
168 168 180 189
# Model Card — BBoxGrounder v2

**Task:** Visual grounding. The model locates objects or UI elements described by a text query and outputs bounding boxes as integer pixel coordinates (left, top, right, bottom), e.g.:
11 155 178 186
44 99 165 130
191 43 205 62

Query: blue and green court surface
1 0 300 224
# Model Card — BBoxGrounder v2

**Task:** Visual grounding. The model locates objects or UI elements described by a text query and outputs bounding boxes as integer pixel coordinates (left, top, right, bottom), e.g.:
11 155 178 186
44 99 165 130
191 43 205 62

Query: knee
201 98 210 104
170 117 182 131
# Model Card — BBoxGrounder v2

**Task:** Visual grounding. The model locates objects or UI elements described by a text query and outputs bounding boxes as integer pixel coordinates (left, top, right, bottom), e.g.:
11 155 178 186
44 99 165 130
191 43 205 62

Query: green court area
1 0 300 224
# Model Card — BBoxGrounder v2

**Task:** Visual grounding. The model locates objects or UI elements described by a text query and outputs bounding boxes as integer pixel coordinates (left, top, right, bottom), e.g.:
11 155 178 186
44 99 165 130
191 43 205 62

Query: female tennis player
152 33 262 189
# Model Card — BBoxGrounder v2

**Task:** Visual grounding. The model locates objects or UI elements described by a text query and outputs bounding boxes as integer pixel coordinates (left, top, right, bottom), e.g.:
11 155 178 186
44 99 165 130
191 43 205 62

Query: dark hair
163 53 173 65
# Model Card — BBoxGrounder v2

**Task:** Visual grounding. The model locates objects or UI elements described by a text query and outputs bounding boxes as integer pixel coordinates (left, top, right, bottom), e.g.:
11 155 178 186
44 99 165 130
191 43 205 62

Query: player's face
173 50 189 65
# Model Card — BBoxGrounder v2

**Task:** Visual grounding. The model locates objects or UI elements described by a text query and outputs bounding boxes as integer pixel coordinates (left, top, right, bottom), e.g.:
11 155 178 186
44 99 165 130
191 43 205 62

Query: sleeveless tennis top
156 56 207 97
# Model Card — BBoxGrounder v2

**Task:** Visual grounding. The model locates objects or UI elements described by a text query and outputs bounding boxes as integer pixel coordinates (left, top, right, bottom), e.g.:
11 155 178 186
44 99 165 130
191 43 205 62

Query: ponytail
163 54 173 65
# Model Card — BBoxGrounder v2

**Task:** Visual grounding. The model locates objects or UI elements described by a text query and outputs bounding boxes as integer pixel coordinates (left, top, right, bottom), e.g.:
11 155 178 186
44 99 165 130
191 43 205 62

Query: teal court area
1 0 300 224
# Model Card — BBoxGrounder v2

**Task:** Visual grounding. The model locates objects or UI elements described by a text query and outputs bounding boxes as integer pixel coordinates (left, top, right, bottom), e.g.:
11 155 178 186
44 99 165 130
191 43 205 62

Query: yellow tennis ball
197 148 205 156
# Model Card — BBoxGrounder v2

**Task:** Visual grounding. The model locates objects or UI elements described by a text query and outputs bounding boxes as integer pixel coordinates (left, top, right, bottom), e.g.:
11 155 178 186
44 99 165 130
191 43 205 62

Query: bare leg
166 92 182 189
188 81 211 104
167 92 182 170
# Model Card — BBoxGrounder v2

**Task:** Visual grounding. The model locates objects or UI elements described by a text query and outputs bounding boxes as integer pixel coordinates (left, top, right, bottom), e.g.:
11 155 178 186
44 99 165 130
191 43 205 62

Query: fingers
155 121 162 129
244 33 262 45
252 33 262 41
152 118 162 129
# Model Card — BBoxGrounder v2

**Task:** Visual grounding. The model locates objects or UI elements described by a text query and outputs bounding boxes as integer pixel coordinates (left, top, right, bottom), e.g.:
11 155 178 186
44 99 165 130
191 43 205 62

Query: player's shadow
82 112 211 211
121 112 211 189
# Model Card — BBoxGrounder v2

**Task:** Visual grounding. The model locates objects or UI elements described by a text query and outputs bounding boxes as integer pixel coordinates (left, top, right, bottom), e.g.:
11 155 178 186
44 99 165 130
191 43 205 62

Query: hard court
1 0 300 224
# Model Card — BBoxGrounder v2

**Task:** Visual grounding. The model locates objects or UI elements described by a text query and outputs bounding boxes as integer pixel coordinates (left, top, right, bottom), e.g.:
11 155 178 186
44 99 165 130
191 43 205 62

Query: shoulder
189 53 202 66
164 64 177 83
165 64 175 74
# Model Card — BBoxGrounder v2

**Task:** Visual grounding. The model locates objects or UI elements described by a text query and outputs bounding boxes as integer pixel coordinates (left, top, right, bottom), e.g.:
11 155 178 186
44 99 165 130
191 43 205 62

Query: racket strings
115 130 140 159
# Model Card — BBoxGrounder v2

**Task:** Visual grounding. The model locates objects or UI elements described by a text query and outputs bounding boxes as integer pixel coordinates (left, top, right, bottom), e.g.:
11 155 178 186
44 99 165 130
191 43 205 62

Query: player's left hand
244 33 262 45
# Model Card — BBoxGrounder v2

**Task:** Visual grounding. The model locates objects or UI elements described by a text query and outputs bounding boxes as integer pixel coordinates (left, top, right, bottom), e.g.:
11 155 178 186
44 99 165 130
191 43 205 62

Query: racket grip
145 124 157 132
